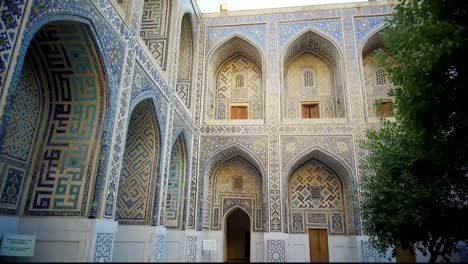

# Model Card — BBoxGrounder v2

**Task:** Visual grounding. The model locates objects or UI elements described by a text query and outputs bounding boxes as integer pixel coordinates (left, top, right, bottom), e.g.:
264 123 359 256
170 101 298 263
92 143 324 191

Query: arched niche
361 29 395 119
205 36 264 122
0 21 109 216
282 31 346 120
115 99 161 225
176 13 195 108
140 0 172 70
165 133 188 229
197 144 267 231
209 156 262 232
282 149 357 235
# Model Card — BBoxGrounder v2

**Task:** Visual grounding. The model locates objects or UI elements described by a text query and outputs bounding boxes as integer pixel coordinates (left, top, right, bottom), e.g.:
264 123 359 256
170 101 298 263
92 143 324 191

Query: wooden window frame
375 98 394 118
301 101 320 119
230 103 249 120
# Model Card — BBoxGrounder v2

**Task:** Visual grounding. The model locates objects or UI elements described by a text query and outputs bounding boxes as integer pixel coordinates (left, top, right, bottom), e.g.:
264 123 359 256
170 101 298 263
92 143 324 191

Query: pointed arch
281 29 346 120
282 148 358 235
205 35 265 121
224 205 251 224
0 20 111 217
359 27 395 120
165 131 189 229
115 98 161 225
197 143 266 232
176 12 195 108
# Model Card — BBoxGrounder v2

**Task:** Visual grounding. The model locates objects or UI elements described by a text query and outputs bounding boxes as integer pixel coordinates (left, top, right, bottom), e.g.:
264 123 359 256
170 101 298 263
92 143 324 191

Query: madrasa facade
0 0 402 262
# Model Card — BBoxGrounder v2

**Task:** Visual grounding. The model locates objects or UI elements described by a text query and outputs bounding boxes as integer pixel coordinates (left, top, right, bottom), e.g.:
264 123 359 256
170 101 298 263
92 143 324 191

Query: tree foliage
360 0 468 262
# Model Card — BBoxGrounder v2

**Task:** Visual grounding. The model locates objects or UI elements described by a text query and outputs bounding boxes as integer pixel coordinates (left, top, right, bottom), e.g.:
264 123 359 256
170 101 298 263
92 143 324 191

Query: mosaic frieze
354 16 388 47
0 0 28 90
280 135 355 175
278 19 342 49
104 50 135 219
206 24 266 54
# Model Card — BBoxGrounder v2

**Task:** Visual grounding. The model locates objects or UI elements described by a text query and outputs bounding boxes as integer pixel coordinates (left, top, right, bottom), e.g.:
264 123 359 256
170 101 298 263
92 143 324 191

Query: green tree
360 0 468 262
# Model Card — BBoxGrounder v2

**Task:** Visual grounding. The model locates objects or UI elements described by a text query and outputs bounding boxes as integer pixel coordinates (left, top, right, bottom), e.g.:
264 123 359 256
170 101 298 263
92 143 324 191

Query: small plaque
0 234 36 257
203 240 217 251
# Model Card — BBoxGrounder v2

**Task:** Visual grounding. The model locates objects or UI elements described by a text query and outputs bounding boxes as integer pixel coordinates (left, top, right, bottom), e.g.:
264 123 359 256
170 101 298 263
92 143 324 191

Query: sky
196 0 366 13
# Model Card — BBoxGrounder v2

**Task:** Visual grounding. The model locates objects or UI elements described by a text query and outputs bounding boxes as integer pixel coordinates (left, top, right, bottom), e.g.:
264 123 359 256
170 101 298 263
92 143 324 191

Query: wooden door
308 229 329 262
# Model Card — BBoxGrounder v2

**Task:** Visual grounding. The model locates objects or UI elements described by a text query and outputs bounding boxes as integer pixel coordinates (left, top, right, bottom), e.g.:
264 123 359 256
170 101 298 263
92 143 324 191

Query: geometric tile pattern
331 212 344 233
306 212 327 225
25 23 105 216
176 83 190 107
176 14 193 108
266 240 286 262
0 0 28 90
185 236 197 262
210 157 262 231
291 212 304 233
193 4 393 234
360 241 387 262
216 55 262 119
0 0 397 249
353 16 388 47
93 233 113 262
0 166 25 209
289 159 345 234
285 53 335 118
116 99 159 225
165 135 186 228
0 58 40 161
140 0 170 69
290 160 342 209
155 234 166 262
363 52 394 118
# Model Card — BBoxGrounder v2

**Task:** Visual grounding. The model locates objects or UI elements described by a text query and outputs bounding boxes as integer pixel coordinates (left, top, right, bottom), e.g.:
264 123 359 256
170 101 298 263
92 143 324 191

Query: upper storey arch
281 30 346 121
360 28 395 120
176 12 195 109
205 36 265 123
140 0 172 70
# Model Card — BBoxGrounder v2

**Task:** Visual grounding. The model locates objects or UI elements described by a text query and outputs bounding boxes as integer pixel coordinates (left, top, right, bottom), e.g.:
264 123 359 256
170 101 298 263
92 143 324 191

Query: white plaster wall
328 235 358 262
288 234 309 262
0 215 19 237
165 230 186 262
13 217 114 262
112 225 158 262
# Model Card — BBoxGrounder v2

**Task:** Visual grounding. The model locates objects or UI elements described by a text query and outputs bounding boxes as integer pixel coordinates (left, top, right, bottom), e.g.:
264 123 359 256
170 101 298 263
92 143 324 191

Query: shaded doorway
226 208 250 262
309 228 329 262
